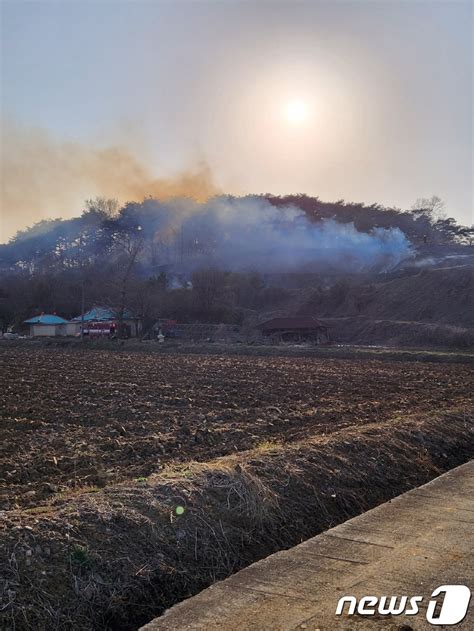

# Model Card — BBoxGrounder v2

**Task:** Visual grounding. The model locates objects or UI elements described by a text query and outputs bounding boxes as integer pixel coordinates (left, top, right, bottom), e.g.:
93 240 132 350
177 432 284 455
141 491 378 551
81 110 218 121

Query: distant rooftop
72 306 136 322
24 314 70 325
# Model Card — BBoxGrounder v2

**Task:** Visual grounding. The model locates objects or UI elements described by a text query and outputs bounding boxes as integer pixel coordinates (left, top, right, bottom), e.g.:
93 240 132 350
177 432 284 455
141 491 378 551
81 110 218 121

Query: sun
285 99 307 124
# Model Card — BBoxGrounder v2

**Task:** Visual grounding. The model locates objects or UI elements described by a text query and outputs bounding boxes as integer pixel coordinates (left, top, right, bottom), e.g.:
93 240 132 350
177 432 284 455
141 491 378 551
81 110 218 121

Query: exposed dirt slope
362 265 473 326
301 265 473 327
324 317 474 349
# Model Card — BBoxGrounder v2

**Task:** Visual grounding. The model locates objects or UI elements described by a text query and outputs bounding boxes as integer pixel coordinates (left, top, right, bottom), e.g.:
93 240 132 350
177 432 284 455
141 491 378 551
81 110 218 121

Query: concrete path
141 461 474 630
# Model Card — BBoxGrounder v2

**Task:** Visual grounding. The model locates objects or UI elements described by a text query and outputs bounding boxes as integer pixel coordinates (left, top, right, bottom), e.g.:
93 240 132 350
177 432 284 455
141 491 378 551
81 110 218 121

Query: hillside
0 194 472 350
301 265 473 327
293 264 474 348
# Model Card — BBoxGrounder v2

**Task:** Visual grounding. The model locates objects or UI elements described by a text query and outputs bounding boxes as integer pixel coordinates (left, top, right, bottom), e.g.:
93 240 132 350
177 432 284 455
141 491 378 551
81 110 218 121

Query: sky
1 0 473 242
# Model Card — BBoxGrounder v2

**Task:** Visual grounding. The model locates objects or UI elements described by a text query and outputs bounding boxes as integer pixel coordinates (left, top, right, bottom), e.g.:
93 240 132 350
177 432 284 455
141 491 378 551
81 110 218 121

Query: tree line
0 194 471 333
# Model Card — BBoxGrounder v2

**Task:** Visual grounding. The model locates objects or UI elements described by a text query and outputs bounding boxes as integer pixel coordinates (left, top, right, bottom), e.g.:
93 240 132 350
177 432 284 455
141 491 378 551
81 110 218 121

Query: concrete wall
65 322 81 336
31 324 57 337
30 324 69 337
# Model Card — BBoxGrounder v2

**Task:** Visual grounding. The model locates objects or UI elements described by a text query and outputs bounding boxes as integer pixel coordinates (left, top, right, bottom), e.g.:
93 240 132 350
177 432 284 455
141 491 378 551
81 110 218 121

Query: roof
72 306 137 322
258 316 327 331
24 314 70 325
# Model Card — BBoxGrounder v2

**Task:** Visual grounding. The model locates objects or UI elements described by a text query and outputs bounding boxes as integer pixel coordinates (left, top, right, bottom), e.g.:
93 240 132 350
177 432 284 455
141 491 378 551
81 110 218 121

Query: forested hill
0 194 472 332
0 194 471 272
266 194 471 244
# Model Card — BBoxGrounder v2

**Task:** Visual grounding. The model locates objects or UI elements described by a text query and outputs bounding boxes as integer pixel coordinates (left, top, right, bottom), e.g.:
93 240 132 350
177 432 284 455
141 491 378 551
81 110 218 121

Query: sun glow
286 99 307 124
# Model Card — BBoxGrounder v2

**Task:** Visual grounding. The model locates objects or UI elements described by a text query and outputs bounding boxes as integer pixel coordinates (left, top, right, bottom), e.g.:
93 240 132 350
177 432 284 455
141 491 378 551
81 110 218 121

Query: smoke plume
1 124 413 271
0 121 217 242
136 196 413 272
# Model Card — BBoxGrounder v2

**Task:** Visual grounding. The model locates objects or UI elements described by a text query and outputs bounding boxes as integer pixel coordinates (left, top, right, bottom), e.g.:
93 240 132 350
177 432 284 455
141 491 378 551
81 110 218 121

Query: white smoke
139 196 413 272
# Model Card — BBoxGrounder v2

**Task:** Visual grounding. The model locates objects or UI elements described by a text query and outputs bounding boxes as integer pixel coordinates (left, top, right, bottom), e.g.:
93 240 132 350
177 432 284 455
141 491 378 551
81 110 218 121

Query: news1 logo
336 585 471 625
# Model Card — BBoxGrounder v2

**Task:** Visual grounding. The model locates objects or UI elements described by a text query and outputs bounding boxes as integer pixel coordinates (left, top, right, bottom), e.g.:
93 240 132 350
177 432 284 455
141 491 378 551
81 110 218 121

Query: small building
257 316 330 344
72 306 142 338
24 314 71 337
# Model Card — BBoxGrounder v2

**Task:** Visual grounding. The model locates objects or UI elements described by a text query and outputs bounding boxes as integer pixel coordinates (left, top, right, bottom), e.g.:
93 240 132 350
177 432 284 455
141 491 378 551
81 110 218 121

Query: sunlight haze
1 0 472 241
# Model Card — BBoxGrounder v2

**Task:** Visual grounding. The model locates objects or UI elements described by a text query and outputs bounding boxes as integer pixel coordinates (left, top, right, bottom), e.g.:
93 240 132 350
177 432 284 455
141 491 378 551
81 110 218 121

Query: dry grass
1 409 472 631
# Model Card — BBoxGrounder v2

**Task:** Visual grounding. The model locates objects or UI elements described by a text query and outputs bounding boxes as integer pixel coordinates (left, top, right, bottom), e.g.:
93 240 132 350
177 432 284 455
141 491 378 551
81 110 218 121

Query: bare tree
112 225 144 336
83 197 119 219
192 268 228 312
411 196 446 221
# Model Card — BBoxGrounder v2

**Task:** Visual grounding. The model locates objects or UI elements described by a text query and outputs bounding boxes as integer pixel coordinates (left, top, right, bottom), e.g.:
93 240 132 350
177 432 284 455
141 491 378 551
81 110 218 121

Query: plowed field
1 346 471 509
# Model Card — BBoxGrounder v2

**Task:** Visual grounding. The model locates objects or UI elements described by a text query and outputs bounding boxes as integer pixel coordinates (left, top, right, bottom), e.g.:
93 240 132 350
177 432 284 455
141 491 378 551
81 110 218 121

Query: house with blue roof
71 306 142 338
72 306 136 322
24 314 73 337
23 306 142 338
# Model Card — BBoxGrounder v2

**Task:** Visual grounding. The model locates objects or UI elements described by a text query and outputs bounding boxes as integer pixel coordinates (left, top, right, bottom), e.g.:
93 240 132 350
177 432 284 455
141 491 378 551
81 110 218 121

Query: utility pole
81 280 85 343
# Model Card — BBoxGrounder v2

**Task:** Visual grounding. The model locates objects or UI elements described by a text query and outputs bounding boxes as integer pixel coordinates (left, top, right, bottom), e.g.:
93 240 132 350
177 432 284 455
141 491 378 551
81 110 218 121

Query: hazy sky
1 0 473 241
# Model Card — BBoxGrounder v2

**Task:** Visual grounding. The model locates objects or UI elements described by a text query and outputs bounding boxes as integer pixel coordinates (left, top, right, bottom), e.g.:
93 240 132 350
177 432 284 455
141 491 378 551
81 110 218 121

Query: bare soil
1 346 471 510
0 346 473 631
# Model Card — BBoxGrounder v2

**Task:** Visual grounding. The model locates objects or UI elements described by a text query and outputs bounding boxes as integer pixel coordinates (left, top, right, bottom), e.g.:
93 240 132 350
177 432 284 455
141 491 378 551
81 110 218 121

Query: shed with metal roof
257 316 330 344
24 314 71 337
